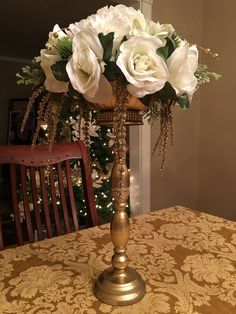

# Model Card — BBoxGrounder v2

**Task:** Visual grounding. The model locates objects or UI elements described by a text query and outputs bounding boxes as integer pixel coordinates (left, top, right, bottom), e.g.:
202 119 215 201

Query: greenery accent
177 93 190 110
142 100 161 123
16 62 45 86
104 61 122 81
51 61 69 82
171 31 182 48
195 64 221 86
155 82 178 103
156 46 169 60
156 38 176 60
56 37 73 59
98 32 114 63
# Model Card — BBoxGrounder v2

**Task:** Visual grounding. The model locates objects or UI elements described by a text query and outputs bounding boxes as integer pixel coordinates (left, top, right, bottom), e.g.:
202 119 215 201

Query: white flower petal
167 43 199 97
40 50 68 93
83 75 113 105
117 35 169 97
66 30 104 97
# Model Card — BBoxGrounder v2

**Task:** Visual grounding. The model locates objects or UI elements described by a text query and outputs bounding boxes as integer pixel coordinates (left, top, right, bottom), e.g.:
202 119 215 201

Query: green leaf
195 64 221 86
115 35 127 60
104 61 121 81
177 93 190 110
98 32 114 63
16 63 45 86
156 37 176 60
51 61 69 82
156 46 169 59
154 82 177 103
165 37 175 57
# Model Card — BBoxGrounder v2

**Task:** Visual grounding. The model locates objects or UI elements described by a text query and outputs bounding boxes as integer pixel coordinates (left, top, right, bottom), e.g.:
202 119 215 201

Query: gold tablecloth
0 206 236 314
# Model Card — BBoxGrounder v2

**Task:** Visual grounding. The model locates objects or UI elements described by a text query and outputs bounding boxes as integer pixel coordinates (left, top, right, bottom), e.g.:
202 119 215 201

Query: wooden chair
0 141 99 248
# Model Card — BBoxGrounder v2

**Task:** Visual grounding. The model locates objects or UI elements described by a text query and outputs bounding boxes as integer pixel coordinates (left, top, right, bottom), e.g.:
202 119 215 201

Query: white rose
107 5 146 38
132 21 175 46
40 24 69 93
146 21 175 42
69 5 146 58
167 43 198 98
116 35 169 98
70 5 145 36
66 30 112 103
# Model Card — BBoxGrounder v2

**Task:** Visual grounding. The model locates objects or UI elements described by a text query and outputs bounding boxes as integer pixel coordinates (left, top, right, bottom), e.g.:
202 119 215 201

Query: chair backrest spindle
39 167 53 238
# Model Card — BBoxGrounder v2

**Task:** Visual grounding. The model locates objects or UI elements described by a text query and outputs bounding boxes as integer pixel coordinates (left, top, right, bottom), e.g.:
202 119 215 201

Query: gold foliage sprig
152 101 175 173
31 93 51 148
197 46 220 60
20 86 45 134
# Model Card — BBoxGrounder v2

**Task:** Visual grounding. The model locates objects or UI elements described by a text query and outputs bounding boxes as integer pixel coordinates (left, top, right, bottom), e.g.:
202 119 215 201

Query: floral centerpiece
17 4 219 161
17 4 220 305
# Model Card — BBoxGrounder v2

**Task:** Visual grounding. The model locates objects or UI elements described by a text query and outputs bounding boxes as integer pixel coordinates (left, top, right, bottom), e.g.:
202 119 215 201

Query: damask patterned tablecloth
0 206 236 314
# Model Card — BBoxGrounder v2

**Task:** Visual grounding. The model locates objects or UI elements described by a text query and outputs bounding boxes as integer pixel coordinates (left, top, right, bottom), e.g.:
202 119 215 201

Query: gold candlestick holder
94 82 146 306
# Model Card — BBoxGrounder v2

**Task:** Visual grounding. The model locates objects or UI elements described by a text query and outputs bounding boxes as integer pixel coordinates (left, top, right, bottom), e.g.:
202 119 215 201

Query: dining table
0 205 235 314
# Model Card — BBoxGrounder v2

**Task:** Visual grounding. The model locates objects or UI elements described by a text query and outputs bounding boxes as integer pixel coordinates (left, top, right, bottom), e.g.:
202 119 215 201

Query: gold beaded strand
153 101 174 173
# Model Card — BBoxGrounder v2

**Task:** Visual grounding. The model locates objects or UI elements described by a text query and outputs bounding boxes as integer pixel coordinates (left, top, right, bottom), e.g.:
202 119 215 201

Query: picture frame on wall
8 99 35 145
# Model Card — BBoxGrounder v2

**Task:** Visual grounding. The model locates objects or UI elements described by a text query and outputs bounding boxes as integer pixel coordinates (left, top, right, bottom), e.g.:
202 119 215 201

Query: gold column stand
94 153 145 305
94 108 146 305
95 267 145 306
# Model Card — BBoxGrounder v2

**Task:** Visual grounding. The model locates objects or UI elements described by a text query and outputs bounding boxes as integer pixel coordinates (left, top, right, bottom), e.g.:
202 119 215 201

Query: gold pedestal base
94 267 146 306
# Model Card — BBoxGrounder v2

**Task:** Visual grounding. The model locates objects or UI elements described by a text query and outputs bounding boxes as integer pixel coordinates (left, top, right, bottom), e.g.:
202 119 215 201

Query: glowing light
41 123 48 130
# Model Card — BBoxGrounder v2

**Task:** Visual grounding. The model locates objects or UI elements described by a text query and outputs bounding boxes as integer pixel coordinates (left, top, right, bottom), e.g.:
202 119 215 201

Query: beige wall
151 0 203 212
151 0 236 221
199 1 236 220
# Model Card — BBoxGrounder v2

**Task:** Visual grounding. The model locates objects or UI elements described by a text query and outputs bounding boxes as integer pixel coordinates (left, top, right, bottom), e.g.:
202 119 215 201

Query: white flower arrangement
17 4 220 156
